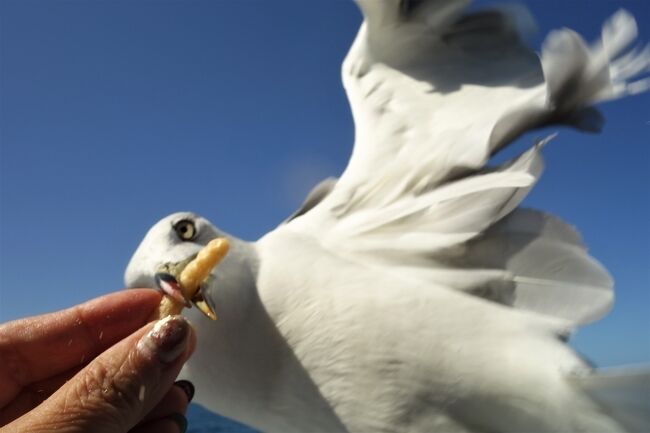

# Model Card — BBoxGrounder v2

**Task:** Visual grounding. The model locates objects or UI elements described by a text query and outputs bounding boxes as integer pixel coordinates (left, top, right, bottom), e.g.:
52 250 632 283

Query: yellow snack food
149 238 230 321
180 238 230 298
154 295 184 319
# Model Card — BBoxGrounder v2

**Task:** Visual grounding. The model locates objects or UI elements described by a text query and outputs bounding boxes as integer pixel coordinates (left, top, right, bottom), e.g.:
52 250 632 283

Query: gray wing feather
284 177 338 223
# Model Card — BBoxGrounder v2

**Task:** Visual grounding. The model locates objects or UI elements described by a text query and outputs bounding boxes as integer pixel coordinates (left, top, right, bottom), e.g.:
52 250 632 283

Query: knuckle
68 356 142 429
77 357 113 403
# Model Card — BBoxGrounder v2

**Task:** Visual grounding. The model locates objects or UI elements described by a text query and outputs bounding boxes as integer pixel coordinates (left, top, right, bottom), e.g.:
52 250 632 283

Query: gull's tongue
154 273 189 306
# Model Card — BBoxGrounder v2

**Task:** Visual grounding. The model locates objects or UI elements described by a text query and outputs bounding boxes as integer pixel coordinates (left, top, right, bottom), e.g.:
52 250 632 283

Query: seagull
125 1 650 432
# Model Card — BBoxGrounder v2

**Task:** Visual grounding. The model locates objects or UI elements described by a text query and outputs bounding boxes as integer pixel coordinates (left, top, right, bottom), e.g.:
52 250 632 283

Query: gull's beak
154 270 219 320
154 256 217 320
190 289 218 321
154 237 229 321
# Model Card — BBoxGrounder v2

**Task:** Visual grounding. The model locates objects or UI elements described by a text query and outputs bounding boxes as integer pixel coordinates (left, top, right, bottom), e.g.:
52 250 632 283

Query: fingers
4 315 196 433
141 383 191 423
132 382 194 433
0 289 161 408
131 413 188 433
0 364 82 425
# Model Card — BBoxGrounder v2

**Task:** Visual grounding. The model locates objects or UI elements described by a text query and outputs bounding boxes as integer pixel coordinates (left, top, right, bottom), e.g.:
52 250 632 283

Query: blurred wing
284 177 338 223
285 1 648 324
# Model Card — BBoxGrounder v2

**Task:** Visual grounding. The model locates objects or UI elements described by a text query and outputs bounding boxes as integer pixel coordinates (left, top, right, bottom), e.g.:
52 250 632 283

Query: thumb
9 315 196 433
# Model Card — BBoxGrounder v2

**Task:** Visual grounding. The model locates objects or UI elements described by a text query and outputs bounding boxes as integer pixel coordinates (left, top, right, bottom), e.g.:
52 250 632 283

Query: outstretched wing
284 0 649 324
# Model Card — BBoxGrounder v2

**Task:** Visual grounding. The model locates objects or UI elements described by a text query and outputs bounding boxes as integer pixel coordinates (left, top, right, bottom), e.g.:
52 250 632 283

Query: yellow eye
173 219 197 241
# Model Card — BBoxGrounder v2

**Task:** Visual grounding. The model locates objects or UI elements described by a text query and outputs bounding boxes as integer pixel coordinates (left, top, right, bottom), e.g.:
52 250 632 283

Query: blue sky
1 0 648 369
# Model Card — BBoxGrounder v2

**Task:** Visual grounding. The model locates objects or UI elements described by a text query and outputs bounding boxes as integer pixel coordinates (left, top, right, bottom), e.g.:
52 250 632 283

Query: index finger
0 289 161 396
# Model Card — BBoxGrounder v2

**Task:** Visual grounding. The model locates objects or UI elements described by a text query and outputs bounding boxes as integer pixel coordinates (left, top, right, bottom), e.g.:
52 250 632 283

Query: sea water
187 403 260 433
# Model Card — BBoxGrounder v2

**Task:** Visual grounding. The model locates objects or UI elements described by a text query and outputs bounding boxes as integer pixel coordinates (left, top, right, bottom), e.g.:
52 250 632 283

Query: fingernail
167 412 188 433
174 380 195 402
138 316 190 363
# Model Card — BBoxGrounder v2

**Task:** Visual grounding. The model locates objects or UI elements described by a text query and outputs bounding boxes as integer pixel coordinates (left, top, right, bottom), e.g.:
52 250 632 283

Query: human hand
0 289 196 433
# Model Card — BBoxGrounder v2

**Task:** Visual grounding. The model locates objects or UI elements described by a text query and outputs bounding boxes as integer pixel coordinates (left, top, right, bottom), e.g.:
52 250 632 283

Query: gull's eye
173 219 197 241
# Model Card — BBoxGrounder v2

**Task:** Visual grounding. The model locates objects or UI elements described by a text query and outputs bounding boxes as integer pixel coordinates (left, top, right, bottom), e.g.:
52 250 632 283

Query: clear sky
1 0 648 370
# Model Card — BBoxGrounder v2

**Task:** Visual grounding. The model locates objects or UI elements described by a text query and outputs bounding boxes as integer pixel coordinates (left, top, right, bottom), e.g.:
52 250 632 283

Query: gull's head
125 211 228 320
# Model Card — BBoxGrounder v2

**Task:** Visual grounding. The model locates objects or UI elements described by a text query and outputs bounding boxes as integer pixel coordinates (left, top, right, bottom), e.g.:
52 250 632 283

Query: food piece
154 295 184 319
149 238 230 321
179 238 230 298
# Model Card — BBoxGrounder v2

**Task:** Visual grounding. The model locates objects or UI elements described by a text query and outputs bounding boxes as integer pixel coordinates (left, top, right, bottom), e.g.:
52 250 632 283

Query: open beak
154 271 219 321
153 237 229 321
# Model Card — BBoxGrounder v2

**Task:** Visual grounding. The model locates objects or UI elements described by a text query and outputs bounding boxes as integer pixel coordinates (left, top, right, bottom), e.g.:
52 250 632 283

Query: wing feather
284 1 648 324
466 209 614 324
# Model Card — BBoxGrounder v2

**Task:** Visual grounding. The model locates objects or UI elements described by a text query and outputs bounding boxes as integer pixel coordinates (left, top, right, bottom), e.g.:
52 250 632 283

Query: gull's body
125 1 650 432
205 229 598 433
